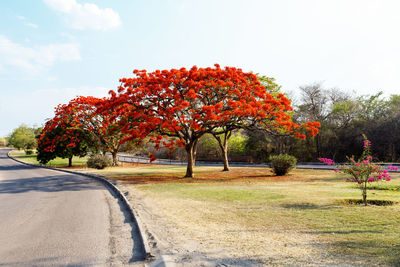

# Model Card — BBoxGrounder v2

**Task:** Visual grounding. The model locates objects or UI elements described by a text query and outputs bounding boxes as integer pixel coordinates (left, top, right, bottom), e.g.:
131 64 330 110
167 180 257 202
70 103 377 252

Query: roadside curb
6 151 154 262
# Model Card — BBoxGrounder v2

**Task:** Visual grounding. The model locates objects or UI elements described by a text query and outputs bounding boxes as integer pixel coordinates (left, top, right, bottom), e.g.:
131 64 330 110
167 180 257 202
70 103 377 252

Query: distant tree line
291 84 400 162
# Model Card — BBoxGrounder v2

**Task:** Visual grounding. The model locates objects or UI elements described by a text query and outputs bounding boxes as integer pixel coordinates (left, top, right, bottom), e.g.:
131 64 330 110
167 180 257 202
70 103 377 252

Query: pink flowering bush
319 134 398 206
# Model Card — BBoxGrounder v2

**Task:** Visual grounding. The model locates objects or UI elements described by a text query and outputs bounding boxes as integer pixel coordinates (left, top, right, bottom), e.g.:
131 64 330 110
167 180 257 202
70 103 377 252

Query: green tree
196 134 221 160
8 125 36 152
0 137 8 147
227 132 246 157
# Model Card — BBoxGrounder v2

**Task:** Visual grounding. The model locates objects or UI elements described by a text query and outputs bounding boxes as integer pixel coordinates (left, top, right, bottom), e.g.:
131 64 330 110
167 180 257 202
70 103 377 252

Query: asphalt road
0 149 145 266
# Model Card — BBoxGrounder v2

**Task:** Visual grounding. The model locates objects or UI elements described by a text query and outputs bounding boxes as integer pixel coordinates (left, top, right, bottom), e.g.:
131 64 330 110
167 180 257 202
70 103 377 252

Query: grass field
9 150 88 168
86 164 400 265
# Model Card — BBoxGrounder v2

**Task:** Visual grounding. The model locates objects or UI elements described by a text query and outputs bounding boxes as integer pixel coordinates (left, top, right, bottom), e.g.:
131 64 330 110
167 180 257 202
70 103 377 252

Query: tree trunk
112 150 118 166
222 145 229 171
362 182 367 206
193 139 198 166
68 156 72 167
184 141 197 178
213 131 231 172
217 138 229 171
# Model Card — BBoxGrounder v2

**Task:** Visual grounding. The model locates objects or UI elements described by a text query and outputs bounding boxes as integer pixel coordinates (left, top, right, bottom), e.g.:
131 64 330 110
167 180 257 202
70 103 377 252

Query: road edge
6 150 154 262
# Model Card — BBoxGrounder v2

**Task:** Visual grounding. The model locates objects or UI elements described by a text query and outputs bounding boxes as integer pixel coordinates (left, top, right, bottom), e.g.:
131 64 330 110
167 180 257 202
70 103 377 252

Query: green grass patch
143 183 285 203
9 150 88 168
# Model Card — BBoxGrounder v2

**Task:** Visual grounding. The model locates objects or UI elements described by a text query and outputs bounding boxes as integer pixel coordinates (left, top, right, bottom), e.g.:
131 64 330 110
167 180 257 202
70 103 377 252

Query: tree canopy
8 125 37 151
37 120 90 166
108 64 319 177
36 103 93 166
52 96 131 165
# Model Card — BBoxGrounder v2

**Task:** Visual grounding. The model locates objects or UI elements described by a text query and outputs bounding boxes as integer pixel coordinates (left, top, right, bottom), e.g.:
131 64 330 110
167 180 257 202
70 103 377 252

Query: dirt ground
115 182 372 267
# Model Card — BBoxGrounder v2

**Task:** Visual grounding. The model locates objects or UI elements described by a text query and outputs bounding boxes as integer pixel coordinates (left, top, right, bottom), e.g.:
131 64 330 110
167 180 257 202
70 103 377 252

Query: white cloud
26 22 39 29
178 0 194 13
0 35 81 74
16 15 39 29
47 76 58 82
43 0 121 31
60 32 76 40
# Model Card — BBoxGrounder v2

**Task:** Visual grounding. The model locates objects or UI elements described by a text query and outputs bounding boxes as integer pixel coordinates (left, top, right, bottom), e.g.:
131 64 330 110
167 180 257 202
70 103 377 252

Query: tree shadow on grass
0 174 101 194
304 229 382 235
340 199 396 206
281 202 336 210
366 185 400 191
322 240 400 266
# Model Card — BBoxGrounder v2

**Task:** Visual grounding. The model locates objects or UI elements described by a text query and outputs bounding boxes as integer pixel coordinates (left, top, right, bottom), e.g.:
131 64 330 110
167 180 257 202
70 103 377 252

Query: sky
1 0 400 136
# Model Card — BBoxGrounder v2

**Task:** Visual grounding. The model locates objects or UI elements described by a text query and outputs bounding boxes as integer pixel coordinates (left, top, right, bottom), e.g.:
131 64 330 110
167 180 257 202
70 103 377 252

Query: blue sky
1 0 400 136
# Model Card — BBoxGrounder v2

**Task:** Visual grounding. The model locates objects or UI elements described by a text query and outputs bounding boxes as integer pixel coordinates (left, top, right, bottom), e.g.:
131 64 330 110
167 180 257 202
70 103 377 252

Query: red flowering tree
37 109 91 167
89 97 134 165
110 64 319 178
209 74 320 171
209 74 283 171
45 96 132 166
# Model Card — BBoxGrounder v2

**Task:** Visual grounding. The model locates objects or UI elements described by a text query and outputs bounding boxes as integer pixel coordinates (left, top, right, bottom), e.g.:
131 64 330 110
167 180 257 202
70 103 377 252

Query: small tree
0 137 8 147
60 96 132 166
37 122 89 167
8 125 36 152
37 120 91 167
319 134 398 205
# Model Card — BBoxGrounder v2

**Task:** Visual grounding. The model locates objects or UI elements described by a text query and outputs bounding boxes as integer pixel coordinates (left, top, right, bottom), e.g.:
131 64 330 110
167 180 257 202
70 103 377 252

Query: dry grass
83 164 336 184
83 164 400 265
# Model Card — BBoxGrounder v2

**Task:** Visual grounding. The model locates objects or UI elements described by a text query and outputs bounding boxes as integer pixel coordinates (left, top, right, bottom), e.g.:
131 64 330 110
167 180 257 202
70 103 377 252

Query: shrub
25 149 34 155
319 134 398 206
269 154 297 176
87 154 112 169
